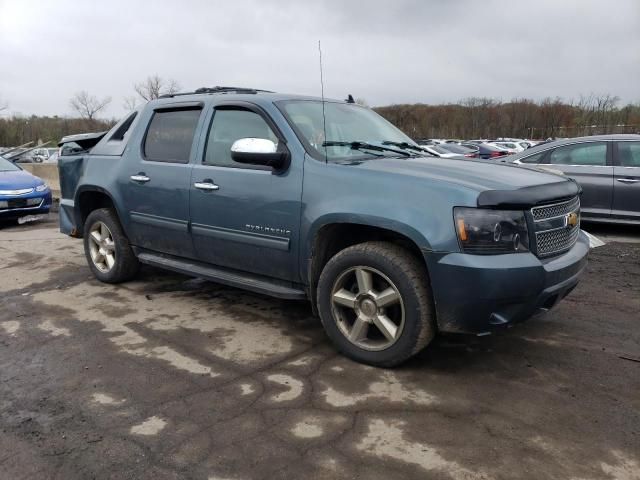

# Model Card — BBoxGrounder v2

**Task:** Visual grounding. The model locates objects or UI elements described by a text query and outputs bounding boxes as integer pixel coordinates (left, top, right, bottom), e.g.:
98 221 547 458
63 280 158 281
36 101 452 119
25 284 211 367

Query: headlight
454 207 530 254
35 184 49 192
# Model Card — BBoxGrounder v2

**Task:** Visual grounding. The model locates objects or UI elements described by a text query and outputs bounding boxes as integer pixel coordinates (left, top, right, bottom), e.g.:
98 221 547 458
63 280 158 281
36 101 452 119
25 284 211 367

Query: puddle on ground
319 370 437 408
239 383 255 396
91 392 125 406
1 320 20 335
31 281 300 370
38 319 70 337
356 418 484 479
266 374 305 402
130 416 167 436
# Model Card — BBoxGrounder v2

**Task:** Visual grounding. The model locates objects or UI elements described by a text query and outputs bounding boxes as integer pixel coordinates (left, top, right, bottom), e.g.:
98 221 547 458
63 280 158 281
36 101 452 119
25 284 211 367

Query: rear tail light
464 153 477 158
490 151 504 158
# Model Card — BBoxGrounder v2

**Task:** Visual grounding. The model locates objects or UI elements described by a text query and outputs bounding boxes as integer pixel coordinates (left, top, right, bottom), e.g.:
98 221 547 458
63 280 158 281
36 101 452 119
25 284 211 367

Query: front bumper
0 190 52 219
425 230 589 334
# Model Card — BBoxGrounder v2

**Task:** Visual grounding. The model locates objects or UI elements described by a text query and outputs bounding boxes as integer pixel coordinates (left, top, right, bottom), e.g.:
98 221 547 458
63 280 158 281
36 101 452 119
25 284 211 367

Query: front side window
618 142 640 167
279 101 415 161
203 109 278 168
143 109 201 163
548 142 607 166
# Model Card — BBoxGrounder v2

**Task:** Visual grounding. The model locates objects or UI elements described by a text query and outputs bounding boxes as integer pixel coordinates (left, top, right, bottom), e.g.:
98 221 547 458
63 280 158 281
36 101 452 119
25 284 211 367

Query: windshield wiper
322 141 411 157
381 141 428 153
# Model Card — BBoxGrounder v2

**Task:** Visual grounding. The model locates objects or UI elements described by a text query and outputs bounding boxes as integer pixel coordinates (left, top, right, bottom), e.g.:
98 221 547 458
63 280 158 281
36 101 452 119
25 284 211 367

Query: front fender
305 213 432 259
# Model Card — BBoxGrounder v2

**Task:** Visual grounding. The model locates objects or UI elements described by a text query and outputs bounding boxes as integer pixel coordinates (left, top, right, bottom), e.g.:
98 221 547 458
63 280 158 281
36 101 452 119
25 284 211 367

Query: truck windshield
0 156 20 172
279 100 417 161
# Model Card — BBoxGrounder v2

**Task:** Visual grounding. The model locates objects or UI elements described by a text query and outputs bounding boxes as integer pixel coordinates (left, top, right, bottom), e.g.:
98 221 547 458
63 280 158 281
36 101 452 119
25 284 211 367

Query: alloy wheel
330 266 405 351
88 221 116 273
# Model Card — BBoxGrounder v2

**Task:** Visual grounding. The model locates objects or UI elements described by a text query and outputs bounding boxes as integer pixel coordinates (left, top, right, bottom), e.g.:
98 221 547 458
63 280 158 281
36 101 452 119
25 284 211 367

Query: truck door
119 104 203 258
189 104 303 282
612 141 640 222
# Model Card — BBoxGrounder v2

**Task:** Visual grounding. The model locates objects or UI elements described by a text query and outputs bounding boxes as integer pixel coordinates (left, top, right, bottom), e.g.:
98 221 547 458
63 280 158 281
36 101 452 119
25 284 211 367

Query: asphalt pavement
1 215 638 480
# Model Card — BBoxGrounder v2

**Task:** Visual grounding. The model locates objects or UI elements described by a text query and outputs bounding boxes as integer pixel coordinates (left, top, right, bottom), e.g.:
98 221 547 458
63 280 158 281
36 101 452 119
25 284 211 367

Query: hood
0 169 43 190
339 155 579 207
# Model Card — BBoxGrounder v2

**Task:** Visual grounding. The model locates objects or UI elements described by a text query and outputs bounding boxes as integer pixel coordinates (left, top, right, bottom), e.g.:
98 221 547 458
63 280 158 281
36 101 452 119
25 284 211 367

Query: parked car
420 144 463 158
0 155 52 222
438 143 479 158
57 87 588 367
32 148 60 163
489 141 527 153
509 134 640 224
462 142 508 159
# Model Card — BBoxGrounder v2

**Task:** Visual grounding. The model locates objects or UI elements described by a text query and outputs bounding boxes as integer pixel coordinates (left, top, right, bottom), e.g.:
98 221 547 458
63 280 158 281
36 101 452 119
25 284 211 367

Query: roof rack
159 86 273 98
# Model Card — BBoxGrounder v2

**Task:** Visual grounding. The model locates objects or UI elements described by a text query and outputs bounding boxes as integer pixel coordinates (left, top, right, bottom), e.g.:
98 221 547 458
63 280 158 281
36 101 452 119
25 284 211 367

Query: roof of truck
151 86 346 105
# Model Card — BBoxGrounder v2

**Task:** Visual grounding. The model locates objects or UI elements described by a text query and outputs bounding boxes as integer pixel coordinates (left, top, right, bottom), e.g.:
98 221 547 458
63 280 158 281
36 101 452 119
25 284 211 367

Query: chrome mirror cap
231 138 277 155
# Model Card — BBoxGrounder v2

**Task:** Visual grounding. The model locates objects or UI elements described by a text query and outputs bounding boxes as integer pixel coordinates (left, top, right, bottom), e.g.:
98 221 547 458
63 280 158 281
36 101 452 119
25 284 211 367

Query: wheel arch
74 186 124 237
305 216 432 314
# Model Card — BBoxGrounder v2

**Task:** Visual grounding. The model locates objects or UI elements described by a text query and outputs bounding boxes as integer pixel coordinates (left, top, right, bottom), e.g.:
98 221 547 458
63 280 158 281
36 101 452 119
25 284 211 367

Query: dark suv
58 87 589 367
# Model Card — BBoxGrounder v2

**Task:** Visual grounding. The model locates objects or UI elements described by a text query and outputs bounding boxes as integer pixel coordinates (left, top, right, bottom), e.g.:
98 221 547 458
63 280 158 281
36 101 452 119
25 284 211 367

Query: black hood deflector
477 179 581 209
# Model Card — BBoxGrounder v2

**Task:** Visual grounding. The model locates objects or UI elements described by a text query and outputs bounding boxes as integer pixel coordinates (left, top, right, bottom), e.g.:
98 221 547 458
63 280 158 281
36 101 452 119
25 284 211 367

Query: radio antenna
318 40 328 164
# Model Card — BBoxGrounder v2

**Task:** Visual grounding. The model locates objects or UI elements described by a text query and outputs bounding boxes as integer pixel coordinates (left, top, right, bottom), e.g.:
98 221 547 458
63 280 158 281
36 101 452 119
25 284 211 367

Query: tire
83 208 139 283
317 241 436 367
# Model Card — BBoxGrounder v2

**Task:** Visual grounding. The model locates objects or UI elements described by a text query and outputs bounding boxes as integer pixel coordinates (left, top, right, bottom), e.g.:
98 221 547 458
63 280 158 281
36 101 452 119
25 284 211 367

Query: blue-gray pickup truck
57 87 589 367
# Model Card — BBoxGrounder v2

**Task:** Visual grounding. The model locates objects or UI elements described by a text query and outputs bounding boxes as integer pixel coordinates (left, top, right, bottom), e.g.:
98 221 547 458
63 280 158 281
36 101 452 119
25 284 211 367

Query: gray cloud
1 0 638 118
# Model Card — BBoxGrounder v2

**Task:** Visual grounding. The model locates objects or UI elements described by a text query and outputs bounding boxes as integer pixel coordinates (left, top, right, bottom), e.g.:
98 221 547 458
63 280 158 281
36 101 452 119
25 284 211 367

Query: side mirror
230 138 288 170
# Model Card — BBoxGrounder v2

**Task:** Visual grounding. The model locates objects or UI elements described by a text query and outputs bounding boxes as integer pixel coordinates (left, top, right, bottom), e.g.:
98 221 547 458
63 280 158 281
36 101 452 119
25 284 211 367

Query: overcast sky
1 0 638 118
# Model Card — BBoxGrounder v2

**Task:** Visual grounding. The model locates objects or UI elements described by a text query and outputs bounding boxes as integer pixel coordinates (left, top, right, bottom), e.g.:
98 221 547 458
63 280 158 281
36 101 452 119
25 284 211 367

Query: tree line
2 86 639 148
0 116 115 148
0 75 180 147
374 94 640 140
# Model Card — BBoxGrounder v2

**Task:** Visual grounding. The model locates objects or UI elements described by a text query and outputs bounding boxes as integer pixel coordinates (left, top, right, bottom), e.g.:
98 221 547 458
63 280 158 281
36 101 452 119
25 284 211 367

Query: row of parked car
415 135 640 224
416 138 541 160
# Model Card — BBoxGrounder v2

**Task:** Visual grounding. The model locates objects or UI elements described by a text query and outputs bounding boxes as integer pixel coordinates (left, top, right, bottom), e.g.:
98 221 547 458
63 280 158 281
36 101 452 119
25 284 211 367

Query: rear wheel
317 241 436 367
83 208 139 283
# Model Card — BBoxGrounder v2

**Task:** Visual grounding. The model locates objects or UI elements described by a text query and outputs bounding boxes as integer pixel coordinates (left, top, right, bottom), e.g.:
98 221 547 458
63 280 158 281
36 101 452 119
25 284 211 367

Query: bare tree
134 75 181 101
123 96 138 112
0 96 7 112
69 91 111 120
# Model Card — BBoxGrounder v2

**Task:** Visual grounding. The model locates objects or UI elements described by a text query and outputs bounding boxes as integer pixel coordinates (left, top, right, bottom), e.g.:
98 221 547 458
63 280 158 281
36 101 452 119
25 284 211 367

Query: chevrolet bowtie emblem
566 212 579 228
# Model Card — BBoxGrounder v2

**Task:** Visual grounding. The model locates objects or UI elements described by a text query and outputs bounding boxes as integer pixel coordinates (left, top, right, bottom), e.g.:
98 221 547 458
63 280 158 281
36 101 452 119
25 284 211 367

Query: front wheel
83 208 139 283
317 241 436 367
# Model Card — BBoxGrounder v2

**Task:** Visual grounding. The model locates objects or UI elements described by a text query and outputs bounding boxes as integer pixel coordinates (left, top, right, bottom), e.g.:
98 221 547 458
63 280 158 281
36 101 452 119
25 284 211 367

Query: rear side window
203 109 278 168
144 109 201 163
520 151 546 164
110 112 138 141
618 142 640 167
548 143 607 166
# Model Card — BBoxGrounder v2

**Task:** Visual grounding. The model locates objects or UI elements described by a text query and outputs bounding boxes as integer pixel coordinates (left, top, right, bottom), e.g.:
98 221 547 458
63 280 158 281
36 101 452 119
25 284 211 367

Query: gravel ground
0 215 638 480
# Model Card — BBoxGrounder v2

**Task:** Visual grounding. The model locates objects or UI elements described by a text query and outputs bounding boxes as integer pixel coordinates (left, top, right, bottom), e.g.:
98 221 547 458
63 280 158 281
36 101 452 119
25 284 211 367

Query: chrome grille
536 226 581 256
531 196 581 257
531 196 580 221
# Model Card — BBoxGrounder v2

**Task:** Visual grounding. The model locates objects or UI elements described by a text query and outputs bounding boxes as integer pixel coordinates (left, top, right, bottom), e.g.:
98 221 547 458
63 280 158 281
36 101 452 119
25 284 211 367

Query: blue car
0 156 52 221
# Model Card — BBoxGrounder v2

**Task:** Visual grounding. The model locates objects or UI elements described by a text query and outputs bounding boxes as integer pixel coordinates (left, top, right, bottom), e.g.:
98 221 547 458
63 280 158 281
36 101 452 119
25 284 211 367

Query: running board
136 251 307 300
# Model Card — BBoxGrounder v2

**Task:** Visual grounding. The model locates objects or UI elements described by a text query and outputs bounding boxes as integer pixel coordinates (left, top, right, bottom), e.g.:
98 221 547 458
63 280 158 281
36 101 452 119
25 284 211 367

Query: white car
488 141 527 153
421 145 463 158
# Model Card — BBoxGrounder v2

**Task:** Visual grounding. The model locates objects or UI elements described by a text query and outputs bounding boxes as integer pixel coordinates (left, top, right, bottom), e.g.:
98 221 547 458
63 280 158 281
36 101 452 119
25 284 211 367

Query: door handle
616 178 640 184
130 174 150 183
194 181 220 191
